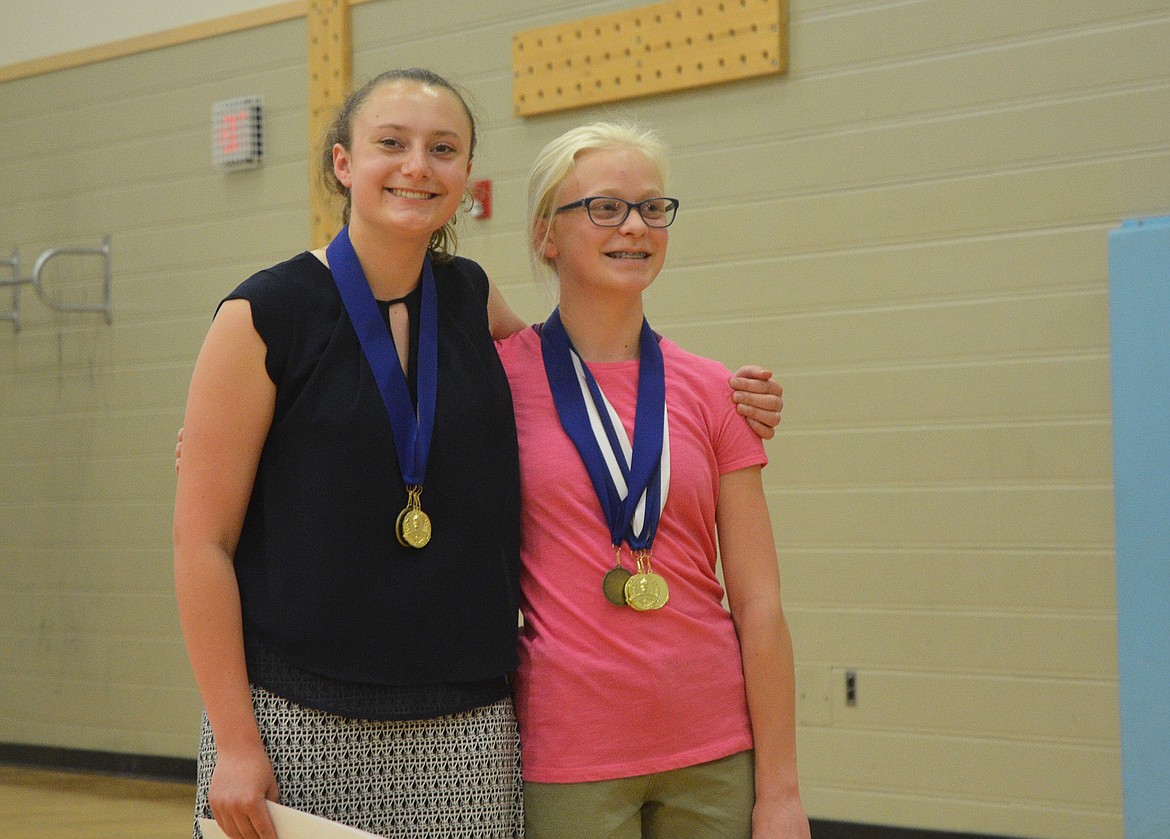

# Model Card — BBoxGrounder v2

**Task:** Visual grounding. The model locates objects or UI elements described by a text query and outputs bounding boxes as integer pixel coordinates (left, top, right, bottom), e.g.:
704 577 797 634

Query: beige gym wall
2 2 1167 838
0 14 310 758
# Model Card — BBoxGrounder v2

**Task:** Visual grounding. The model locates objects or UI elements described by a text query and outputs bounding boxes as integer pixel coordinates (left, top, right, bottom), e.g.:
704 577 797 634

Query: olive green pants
523 750 754 839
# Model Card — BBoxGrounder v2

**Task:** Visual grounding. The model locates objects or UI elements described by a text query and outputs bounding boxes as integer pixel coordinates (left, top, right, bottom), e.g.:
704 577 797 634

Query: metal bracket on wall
1 236 112 333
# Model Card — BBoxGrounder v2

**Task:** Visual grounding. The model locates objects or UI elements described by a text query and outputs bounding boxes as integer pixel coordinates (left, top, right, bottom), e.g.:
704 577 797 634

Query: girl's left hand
730 365 784 439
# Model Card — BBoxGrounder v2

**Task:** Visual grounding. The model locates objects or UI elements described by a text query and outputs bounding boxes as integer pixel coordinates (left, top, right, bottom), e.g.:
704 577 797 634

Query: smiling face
541 146 670 302
332 79 473 246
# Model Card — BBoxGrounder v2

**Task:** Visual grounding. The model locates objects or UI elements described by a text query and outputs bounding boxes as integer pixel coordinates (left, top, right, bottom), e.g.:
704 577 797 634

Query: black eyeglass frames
554 196 680 228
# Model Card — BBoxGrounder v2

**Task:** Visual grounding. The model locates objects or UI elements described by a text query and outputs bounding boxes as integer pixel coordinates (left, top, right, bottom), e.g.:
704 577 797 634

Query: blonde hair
526 121 669 283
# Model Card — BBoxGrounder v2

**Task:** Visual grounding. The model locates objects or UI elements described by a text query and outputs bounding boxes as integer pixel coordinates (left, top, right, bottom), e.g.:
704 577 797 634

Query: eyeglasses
555 196 680 228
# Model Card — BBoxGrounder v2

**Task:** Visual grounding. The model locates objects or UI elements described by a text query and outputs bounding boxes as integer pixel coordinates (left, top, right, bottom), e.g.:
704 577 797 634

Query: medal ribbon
540 308 669 551
326 226 437 488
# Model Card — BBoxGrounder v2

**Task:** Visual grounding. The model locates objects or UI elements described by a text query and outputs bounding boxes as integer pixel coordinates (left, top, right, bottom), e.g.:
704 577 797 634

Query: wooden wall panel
307 0 351 246
511 0 787 115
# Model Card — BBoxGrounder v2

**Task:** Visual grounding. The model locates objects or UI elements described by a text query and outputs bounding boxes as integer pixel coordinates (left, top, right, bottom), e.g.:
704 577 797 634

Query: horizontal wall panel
0 634 190 685
9 503 176 551
0 410 186 462
3 547 178 595
520 12 1170 155
796 727 1120 810
780 549 1116 614
0 456 177 506
0 502 173 551
670 154 1170 265
648 228 1109 323
0 676 200 747
794 0 1169 71
801 782 1119 839
771 422 1113 486
670 85 1170 208
676 290 1108 372
0 363 193 417
773 485 1114 550
5 163 309 242
810 669 1120 746
2 76 308 179
777 357 1111 424
0 591 178 638
786 609 1117 680
4 108 309 202
84 210 311 279
1 317 232 377
0 18 307 117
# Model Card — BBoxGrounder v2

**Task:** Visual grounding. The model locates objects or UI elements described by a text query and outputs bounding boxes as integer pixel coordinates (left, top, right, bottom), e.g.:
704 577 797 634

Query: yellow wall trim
308 0 352 248
0 0 375 84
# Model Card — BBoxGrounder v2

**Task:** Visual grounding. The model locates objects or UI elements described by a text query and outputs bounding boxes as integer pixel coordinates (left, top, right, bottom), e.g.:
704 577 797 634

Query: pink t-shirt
496 326 767 783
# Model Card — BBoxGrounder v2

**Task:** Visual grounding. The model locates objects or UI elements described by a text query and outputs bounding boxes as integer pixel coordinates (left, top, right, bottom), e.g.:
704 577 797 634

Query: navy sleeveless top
223 251 521 718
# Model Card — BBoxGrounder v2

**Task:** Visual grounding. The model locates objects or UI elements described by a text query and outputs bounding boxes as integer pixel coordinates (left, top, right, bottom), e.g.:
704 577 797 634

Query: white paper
198 800 383 839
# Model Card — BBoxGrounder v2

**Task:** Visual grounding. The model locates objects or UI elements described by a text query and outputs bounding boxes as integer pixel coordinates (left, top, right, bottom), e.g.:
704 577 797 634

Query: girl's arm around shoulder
730 365 783 441
173 299 280 839
487 278 527 340
717 466 810 839
446 255 526 340
660 339 781 444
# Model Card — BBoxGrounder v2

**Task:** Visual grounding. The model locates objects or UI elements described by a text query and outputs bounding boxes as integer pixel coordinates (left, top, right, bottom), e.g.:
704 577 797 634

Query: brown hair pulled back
320 68 477 262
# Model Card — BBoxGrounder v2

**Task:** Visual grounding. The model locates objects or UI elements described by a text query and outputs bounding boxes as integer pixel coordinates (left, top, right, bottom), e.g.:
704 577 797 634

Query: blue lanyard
539 308 667 551
326 226 437 488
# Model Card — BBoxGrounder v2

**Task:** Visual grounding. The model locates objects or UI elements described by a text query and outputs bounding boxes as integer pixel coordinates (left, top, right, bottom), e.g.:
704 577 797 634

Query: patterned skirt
194 685 523 839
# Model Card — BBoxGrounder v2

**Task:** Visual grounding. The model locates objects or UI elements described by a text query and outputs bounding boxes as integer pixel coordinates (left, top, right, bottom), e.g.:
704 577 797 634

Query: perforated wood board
308 0 351 247
512 0 787 116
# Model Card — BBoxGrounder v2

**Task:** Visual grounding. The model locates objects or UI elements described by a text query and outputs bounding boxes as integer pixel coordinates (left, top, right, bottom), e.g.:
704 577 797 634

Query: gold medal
395 507 409 547
398 507 432 548
603 567 632 606
603 547 632 607
623 552 668 611
624 572 668 611
396 485 431 549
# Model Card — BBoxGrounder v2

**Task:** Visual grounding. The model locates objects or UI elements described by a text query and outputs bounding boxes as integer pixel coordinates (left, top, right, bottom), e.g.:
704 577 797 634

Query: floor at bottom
0 765 195 839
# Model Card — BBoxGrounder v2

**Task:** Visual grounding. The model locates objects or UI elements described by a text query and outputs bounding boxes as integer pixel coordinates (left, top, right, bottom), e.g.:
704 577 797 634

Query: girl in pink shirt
497 123 810 839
